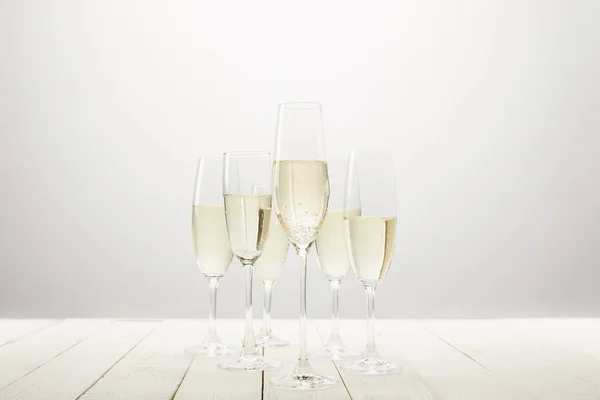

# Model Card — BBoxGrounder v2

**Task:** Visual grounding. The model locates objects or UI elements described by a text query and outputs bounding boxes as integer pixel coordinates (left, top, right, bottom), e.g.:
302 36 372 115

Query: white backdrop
1 0 599 318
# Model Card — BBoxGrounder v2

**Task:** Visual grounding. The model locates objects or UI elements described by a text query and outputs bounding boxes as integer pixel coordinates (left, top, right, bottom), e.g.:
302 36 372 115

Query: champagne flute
186 157 233 357
341 149 400 374
312 156 359 359
253 185 290 347
271 103 339 390
218 151 282 371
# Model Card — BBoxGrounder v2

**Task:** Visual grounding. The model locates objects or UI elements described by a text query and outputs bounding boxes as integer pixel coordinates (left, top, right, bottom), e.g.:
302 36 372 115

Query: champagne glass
341 149 400 374
253 185 290 347
186 157 233 357
312 156 358 359
218 151 282 371
271 103 339 390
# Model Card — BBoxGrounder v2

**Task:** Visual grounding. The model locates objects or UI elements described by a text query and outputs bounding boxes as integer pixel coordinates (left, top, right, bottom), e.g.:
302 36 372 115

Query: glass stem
329 279 342 342
364 285 378 358
293 246 313 378
262 280 274 336
207 277 220 339
242 262 258 356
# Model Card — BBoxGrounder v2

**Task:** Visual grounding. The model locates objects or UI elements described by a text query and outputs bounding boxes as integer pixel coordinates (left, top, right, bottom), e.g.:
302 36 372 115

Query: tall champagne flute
313 156 359 359
187 157 233 357
253 185 290 347
341 149 400 374
271 103 339 390
218 151 282 371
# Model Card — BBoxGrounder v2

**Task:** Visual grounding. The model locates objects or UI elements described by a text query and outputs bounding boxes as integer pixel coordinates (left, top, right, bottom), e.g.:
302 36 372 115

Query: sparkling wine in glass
312 156 359 360
254 192 290 347
218 151 282 371
270 103 339 390
341 149 400 375
186 157 233 357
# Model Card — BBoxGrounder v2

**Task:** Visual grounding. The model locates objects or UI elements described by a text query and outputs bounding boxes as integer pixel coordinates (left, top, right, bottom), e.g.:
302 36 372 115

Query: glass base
257 333 289 347
311 344 358 360
185 342 232 357
340 357 400 375
218 354 281 371
270 373 339 390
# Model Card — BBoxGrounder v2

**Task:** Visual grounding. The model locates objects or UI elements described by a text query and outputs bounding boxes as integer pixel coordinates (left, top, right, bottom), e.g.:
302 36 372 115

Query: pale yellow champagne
224 194 272 260
273 160 329 246
315 209 360 279
345 216 396 284
192 205 233 277
254 218 289 282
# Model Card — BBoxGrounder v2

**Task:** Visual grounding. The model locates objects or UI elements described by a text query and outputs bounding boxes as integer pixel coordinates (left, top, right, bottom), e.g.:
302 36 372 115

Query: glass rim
278 102 322 109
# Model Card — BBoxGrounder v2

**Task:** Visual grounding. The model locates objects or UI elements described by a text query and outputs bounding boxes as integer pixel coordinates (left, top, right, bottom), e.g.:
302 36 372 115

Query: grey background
1 0 599 318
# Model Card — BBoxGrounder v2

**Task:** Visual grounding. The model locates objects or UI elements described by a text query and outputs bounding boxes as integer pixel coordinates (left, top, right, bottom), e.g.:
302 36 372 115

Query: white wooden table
1 319 599 399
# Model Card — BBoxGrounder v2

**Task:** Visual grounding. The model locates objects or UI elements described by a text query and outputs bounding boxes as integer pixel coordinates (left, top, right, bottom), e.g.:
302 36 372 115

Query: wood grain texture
0 320 157 400
263 319 350 400
423 320 600 400
0 319 110 390
0 320 58 347
0 319 599 399
330 320 536 400
522 319 600 362
173 320 263 400
79 320 200 400
507 320 600 387
315 320 445 400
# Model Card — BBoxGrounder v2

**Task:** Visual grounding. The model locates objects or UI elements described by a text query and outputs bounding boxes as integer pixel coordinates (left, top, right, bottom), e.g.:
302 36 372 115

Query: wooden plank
263 319 350 400
79 320 201 400
519 337 600 389
424 320 600 400
315 319 444 400
509 319 600 387
0 320 58 347
174 319 263 400
326 320 535 400
322 320 448 400
0 319 110 390
0 320 158 400
520 319 600 362
1 319 597 399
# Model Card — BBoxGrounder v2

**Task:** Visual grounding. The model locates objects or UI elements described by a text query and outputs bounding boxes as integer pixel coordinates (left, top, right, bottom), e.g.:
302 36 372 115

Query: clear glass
186 157 233 357
341 149 400 374
253 185 290 347
271 103 339 390
217 151 282 371
313 156 358 359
